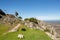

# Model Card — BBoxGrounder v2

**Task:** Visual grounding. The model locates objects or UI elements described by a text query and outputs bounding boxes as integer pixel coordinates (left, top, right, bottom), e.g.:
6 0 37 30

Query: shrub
52 31 54 35
21 28 26 31
24 17 38 24
24 18 29 21
44 28 50 32
29 17 38 24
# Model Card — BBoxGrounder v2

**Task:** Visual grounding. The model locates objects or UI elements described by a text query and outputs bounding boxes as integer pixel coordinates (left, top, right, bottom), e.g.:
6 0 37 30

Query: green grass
0 24 10 35
0 24 52 40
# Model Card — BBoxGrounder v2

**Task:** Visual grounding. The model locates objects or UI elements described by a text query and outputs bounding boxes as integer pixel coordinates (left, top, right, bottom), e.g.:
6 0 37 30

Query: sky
0 0 60 20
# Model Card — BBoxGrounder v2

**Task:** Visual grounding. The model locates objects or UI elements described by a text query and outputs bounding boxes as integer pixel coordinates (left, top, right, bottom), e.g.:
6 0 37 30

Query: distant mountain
44 20 60 24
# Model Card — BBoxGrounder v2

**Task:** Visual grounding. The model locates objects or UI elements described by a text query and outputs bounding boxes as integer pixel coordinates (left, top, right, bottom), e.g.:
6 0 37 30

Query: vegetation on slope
0 24 10 35
0 24 52 40
0 9 52 40
24 17 38 24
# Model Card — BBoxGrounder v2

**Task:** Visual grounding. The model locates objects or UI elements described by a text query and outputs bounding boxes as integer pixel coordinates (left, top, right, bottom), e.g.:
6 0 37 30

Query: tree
29 18 38 24
24 17 38 24
24 18 29 21
18 16 22 20
15 12 18 17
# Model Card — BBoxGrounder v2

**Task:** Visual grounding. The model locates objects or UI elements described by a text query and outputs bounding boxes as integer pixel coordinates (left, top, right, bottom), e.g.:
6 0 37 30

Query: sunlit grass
0 24 52 40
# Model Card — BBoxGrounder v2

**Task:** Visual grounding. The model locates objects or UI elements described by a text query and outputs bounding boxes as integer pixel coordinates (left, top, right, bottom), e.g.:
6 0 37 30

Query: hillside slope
0 24 52 40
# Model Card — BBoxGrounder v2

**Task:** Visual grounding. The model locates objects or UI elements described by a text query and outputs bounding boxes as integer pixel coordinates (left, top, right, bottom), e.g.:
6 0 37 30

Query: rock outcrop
0 9 20 27
24 19 60 40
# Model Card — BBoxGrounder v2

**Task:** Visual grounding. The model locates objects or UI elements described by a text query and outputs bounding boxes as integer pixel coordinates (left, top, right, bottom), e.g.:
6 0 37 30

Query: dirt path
8 24 20 32
3 24 20 35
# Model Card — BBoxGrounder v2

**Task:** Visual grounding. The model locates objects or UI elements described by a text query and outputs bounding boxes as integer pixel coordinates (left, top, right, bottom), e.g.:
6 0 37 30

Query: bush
44 28 50 32
52 31 54 35
21 28 26 31
24 18 29 21
0 16 2 18
29 18 38 24
24 17 38 24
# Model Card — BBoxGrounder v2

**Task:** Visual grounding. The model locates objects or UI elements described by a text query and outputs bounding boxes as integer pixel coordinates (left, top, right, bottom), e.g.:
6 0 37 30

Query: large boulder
0 9 6 16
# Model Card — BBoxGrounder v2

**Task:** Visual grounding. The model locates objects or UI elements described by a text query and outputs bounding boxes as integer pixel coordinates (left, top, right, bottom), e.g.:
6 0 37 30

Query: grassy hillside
0 24 10 35
0 24 52 40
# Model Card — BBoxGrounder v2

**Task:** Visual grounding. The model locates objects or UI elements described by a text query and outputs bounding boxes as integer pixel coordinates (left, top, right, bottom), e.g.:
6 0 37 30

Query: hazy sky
0 0 60 20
